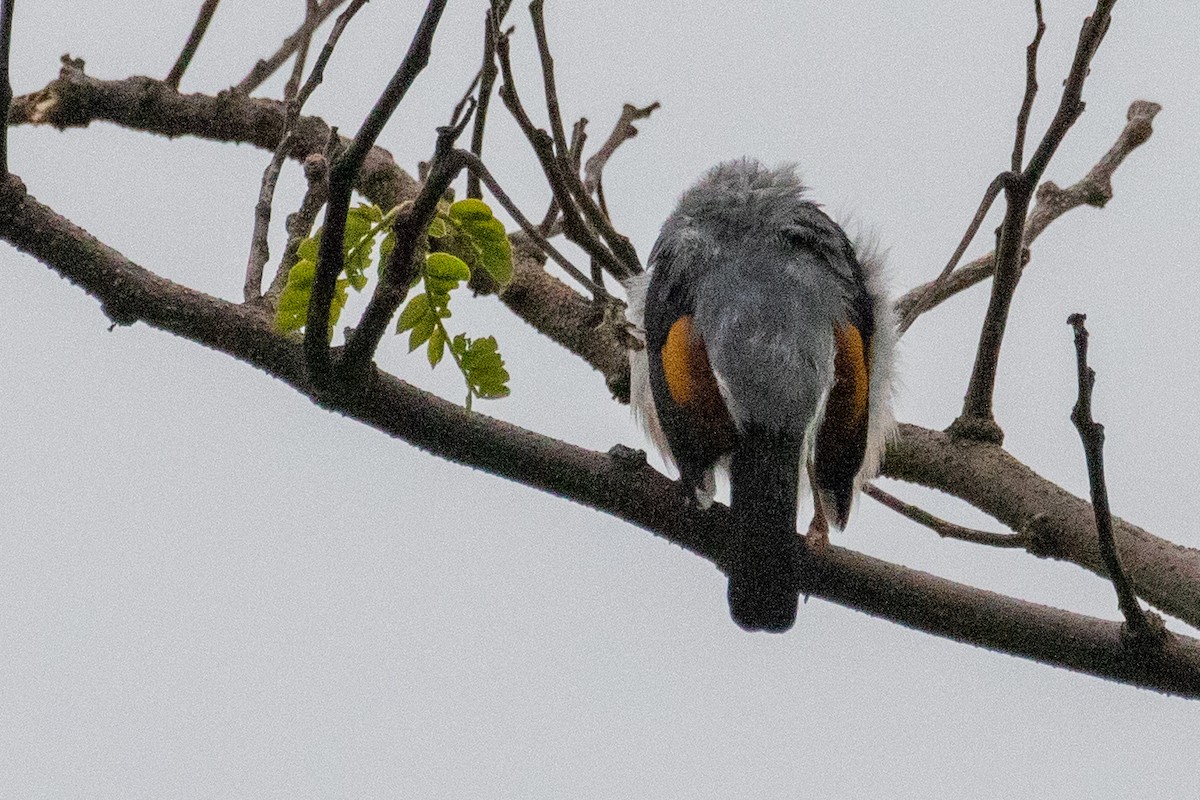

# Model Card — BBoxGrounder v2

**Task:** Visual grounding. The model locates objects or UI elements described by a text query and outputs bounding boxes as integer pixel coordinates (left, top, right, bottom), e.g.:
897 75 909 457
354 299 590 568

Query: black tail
726 428 803 633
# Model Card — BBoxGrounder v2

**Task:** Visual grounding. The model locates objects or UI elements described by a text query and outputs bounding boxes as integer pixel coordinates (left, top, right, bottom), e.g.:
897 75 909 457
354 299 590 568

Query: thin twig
495 12 636 281
305 0 450 385
951 0 1117 443
899 172 1008 334
265 151 331 306
165 0 221 90
458 149 602 296
243 0 366 302
1011 0 1045 172
0 0 15 175
582 101 659 196
235 0 348 95
1068 314 1165 648
864 483 1031 549
466 10 509 200
894 99 1160 325
283 0 319 101
529 0 571 168
523 5 641 278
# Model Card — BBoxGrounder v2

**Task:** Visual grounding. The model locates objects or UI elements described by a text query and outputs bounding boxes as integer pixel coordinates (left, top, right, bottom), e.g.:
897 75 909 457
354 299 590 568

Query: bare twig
458 149 602 296
495 14 619 279
0 0 15 175
283 0 319 101
235 0 348 95
951 0 1117 443
265 151 331 306
898 172 1007 334
894 100 1160 324
1011 0 1045 171
529 0 571 166
1068 314 1165 647
165 0 221 90
583 101 659 196
865 483 1031 549
244 0 367 302
305 0 450 385
497 8 640 281
466 10 509 200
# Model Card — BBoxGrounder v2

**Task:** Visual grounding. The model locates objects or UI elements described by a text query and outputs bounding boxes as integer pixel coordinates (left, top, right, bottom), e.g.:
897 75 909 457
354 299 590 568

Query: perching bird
627 160 896 633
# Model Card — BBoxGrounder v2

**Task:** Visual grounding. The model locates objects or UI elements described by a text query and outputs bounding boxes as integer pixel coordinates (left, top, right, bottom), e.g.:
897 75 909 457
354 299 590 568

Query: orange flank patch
661 316 737 451
827 322 870 429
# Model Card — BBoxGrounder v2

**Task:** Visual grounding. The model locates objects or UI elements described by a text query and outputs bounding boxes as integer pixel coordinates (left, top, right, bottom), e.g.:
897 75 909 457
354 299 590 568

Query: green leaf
396 292 431 333
427 216 449 239
426 251 471 282
408 314 436 352
428 325 446 367
449 199 512 285
297 233 320 263
274 259 316 333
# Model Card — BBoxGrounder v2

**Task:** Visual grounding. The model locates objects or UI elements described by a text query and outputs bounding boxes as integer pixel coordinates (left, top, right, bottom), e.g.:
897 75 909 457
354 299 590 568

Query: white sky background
3 0 1199 796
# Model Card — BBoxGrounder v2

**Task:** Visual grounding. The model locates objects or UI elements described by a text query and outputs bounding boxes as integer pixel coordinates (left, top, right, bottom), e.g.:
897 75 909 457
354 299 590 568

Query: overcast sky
3 1 1199 797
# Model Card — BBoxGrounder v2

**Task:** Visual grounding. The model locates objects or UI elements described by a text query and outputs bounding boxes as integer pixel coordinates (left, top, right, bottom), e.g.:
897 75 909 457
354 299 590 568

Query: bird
627 159 896 633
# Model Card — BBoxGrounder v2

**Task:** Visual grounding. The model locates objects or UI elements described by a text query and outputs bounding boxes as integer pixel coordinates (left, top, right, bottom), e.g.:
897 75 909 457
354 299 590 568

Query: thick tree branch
953 0 1116 442
884 424 1200 632
7 63 630 396
4 173 1199 697
165 0 221 90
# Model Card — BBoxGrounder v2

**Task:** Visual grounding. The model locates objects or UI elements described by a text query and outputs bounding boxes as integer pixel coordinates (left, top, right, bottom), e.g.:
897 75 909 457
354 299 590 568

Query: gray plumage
627 159 896 632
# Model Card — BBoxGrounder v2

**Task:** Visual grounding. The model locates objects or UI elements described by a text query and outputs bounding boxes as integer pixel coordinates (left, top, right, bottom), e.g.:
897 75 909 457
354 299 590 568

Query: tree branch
165 0 221 90
305 0 449 385
244 0 368 302
884 424 1200 632
952 0 1116 442
1068 314 1165 646
4 173 1199 696
864 483 1032 549
235 0 348 96
895 99 1158 328
10 61 630 395
0 0 15 176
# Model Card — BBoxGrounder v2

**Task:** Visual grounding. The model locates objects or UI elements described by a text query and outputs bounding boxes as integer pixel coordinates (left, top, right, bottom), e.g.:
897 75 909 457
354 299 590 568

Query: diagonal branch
4 173 1200 697
340 121 473 380
165 0 221 90
883 424 1200 632
1010 0 1045 172
951 0 1116 443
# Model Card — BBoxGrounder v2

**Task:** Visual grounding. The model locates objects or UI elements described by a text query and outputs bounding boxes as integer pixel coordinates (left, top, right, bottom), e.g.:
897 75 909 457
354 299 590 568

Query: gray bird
628 159 896 632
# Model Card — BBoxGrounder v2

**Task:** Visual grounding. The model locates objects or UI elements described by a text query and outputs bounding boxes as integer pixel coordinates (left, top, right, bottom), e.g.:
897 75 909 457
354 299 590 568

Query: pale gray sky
3 1 1199 797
